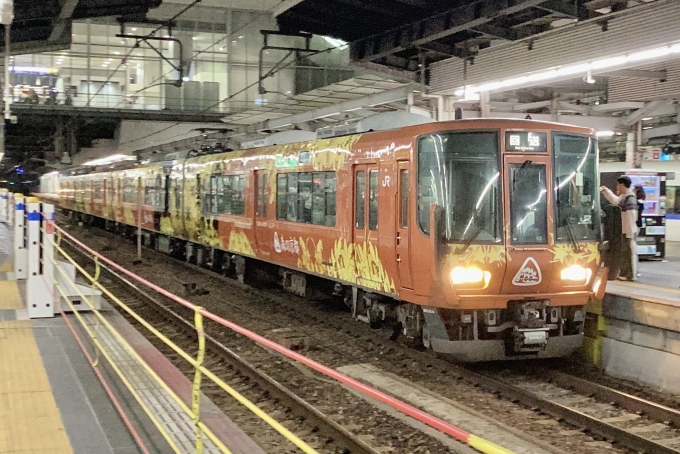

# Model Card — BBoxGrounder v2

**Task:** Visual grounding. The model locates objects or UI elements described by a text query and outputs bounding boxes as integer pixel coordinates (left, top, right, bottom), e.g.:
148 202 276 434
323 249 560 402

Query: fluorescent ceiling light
12 66 50 72
596 130 615 138
628 47 670 62
476 82 502 92
642 117 653 121
322 36 348 50
83 154 135 166
452 43 680 96
590 56 628 70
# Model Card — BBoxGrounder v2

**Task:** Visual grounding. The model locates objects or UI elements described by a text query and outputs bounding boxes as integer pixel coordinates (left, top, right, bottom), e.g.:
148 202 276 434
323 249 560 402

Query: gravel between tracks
66 225 658 454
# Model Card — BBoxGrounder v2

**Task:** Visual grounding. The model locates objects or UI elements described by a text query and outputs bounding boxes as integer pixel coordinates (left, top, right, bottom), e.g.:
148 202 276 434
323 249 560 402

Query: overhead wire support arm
258 30 318 96
115 33 185 87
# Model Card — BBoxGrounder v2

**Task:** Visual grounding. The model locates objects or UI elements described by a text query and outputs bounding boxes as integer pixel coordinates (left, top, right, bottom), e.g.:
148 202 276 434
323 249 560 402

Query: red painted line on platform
58 309 151 454
107 312 266 454
56 224 511 451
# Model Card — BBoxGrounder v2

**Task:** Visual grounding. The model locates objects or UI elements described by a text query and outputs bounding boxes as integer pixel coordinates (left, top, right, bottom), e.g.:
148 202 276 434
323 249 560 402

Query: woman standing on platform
600 176 639 281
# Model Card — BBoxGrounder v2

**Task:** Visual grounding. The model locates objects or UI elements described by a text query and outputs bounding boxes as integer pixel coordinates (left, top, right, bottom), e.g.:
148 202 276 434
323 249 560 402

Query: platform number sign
505 131 547 152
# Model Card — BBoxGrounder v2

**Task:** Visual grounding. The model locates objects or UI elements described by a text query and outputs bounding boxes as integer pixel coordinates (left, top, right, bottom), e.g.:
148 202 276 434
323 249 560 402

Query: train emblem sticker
512 257 542 286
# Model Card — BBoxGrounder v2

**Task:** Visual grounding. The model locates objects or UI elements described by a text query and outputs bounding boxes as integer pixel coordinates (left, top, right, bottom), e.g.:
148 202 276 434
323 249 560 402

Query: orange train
47 119 608 361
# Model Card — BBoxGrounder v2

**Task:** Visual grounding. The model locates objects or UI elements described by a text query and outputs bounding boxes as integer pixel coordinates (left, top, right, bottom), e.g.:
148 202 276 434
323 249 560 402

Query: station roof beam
349 0 554 64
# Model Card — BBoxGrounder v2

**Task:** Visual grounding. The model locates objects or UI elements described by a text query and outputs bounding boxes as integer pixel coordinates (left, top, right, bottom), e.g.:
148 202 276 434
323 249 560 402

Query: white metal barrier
7 192 14 229
13 194 26 280
0 188 7 223
3 196 101 317
26 199 54 318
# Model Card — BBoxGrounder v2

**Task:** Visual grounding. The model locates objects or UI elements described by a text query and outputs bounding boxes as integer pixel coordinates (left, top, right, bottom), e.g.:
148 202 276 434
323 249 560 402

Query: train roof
57 118 595 177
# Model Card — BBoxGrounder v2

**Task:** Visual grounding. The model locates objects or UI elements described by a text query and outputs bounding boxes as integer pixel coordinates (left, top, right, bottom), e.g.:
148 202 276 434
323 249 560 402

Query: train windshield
417 131 501 243
553 133 601 243
510 162 548 244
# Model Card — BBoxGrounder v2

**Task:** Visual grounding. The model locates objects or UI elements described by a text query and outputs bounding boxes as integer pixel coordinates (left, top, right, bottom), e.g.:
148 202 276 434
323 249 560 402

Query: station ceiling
277 0 657 71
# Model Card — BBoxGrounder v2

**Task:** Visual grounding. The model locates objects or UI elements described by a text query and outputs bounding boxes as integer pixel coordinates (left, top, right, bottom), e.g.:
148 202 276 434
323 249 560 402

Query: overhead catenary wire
115 43 340 150
86 0 203 107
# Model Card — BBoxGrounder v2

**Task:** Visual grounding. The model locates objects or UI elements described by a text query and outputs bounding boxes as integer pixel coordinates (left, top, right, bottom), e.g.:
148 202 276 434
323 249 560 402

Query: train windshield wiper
565 221 581 252
556 175 581 252
513 160 532 189
456 224 485 254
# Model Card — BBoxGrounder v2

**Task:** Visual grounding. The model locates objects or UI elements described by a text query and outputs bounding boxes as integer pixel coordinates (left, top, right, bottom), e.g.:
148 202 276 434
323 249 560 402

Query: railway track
61 237 463 454
62 223 680 454
472 368 680 454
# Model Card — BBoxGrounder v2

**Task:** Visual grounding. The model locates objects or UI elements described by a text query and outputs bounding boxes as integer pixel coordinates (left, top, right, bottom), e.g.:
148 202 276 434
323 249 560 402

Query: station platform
0 221 264 454
586 241 680 394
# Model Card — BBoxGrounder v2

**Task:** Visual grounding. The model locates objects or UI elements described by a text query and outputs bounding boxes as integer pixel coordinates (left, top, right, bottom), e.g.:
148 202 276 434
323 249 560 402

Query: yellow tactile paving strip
0 321 73 454
0 261 11 273
0 282 22 310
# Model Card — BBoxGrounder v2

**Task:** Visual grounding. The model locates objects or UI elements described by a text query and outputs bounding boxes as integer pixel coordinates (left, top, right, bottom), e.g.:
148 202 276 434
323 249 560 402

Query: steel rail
547 370 680 428
455 368 680 454
62 238 380 454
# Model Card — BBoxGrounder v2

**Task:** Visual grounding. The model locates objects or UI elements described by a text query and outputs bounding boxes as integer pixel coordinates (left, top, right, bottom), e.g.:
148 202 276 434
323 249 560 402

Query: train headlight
560 265 592 285
450 266 491 288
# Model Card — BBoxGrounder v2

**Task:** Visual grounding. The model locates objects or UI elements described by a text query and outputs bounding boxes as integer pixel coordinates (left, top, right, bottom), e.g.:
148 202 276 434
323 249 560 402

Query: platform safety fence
47 226 319 454
4 193 517 454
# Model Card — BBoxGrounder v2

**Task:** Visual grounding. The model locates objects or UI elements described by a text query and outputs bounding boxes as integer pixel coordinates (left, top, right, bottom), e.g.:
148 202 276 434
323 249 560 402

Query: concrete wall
593 292 680 394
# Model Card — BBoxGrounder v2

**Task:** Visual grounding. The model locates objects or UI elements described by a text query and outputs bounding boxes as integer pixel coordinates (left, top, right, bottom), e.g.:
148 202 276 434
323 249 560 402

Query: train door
501 155 554 294
353 164 380 287
254 170 271 257
396 161 413 289
164 175 170 215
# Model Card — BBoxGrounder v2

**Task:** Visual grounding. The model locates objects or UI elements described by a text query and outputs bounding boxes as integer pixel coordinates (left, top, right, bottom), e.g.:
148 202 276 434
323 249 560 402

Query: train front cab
405 125 606 361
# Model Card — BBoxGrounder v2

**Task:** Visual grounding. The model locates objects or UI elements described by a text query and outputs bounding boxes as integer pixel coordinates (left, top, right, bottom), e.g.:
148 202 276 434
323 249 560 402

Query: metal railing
47 224 319 454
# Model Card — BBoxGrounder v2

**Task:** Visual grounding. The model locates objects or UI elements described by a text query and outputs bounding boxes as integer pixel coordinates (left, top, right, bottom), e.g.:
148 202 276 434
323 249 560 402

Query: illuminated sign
505 131 547 152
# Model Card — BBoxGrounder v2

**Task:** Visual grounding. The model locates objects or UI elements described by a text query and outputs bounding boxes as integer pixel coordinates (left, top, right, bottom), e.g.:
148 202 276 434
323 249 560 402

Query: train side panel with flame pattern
50 119 607 361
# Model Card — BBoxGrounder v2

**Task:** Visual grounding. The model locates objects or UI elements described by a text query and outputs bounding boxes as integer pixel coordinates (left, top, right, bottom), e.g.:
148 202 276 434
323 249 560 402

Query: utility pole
0 0 13 163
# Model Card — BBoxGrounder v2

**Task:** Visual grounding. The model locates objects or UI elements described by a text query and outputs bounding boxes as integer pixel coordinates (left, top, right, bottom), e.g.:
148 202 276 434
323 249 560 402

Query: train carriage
50 118 608 361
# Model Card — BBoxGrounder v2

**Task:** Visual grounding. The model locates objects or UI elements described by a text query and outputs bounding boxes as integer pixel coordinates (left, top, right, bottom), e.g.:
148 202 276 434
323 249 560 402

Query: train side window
207 175 219 213
325 173 337 226
400 169 409 228
286 173 298 222
145 178 157 206
84 180 92 201
257 173 268 217
276 172 336 225
123 178 136 204
298 173 313 224
355 171 365 229
232 175 245 215
173 179 181 210
155 174 164 209
277 174 287 219
369 170 379 231
312 173 325 225
107 178 114 203
93 180 103 200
